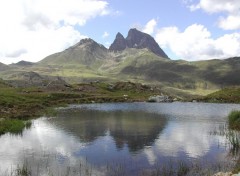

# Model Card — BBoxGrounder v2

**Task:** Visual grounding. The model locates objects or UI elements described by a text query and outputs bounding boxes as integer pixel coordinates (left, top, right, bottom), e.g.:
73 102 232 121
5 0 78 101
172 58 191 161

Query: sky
0 0 240 64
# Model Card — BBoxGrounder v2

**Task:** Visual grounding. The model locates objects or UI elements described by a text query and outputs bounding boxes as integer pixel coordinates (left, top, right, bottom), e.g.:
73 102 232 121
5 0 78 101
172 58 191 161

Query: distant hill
11 60 34 67
0 62 9 71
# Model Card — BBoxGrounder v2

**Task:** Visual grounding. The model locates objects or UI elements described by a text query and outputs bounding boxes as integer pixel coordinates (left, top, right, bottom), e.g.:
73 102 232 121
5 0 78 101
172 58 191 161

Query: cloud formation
0 0 109 64
102 31 109 38
189 0 240 30
143 19 157 35
156 24 240 61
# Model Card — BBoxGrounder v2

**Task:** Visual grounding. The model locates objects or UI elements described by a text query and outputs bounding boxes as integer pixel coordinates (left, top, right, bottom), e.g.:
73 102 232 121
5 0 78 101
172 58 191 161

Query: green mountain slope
39 38 109 66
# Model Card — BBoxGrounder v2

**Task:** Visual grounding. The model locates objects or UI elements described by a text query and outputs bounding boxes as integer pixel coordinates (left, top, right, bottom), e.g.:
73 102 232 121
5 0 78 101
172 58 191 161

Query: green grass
0 119 25 135
228 111 240 130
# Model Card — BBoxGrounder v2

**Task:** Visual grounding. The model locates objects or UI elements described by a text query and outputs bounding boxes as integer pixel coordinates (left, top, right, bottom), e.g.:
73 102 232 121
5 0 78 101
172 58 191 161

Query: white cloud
0 0 109 64
143 19 157 35
102 31 109 38
189 0 240 30
156 24 240 61
218 15 240 30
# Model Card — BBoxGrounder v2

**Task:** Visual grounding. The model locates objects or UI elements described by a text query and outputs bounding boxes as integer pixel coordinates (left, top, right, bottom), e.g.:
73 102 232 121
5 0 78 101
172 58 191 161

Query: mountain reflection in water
51 110 167 152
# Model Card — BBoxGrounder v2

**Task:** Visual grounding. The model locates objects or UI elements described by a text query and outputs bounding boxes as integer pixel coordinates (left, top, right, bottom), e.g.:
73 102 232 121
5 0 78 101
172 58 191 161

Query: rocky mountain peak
79 38 96 45
126 28 168 58
109 32 127 51
70 38 107 52
110 29 168 58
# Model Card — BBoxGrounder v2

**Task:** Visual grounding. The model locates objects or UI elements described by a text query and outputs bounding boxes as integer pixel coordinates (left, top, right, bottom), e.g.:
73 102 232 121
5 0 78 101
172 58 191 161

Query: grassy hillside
200 87 240 103
192 57 240 86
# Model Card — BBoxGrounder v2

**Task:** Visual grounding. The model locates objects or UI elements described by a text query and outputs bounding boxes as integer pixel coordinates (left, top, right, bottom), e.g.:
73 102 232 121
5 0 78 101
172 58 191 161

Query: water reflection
0 102 240 175
52 110 167 152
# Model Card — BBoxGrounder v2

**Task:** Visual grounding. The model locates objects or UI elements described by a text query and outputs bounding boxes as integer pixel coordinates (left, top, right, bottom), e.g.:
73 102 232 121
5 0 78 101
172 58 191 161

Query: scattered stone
148 95 171 103
213 172 240 176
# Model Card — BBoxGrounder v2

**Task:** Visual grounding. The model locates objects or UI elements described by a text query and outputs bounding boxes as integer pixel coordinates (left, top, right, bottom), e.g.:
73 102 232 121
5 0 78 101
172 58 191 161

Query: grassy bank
0 119 31 135
227 110 240 173
228 111 240 130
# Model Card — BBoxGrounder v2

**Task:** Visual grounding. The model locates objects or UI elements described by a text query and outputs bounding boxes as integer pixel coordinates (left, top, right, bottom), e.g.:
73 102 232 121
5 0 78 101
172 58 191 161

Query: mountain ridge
0 29 239 93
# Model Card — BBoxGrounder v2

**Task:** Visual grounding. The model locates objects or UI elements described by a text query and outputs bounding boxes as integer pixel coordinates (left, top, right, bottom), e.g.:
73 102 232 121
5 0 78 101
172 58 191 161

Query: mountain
11 60 34 67
110 28 168 58
0 28 239 96
39 38 109 66
0 62 9 71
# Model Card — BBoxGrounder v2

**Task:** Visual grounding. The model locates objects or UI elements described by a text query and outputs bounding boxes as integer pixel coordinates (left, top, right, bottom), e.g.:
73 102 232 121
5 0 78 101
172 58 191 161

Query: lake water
1 102 240 176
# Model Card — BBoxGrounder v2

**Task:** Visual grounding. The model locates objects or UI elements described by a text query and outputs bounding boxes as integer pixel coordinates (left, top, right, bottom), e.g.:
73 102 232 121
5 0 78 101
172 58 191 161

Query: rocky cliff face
109 32 127 51
109 28 168 58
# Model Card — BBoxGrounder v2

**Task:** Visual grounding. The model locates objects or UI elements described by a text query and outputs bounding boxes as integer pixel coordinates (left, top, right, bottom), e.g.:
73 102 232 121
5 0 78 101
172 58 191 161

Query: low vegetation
0 119 27 135
228 111 240 130
3 158 234 176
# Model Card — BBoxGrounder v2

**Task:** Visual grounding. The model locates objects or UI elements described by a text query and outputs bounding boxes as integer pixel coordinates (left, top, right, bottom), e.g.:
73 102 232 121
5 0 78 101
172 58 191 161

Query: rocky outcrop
212 172 239 176
109 28 169 58
7 71 70 90
148 95 172 102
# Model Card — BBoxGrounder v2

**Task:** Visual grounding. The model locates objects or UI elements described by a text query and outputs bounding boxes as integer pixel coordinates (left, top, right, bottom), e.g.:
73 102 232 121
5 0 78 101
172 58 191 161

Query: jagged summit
109 28 168 58
109 32 127 51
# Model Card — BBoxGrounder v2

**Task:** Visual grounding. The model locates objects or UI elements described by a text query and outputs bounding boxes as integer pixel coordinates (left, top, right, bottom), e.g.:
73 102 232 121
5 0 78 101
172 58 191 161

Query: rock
213 172 240 176
148 95 171 102
213 172 231 176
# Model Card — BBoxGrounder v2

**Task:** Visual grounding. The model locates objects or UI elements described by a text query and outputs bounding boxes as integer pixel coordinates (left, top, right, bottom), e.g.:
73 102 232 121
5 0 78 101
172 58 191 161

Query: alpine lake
1 102 240 176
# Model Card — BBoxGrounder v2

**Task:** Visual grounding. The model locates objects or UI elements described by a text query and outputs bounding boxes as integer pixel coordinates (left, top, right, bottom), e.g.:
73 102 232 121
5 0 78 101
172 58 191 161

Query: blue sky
0 0 239 64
